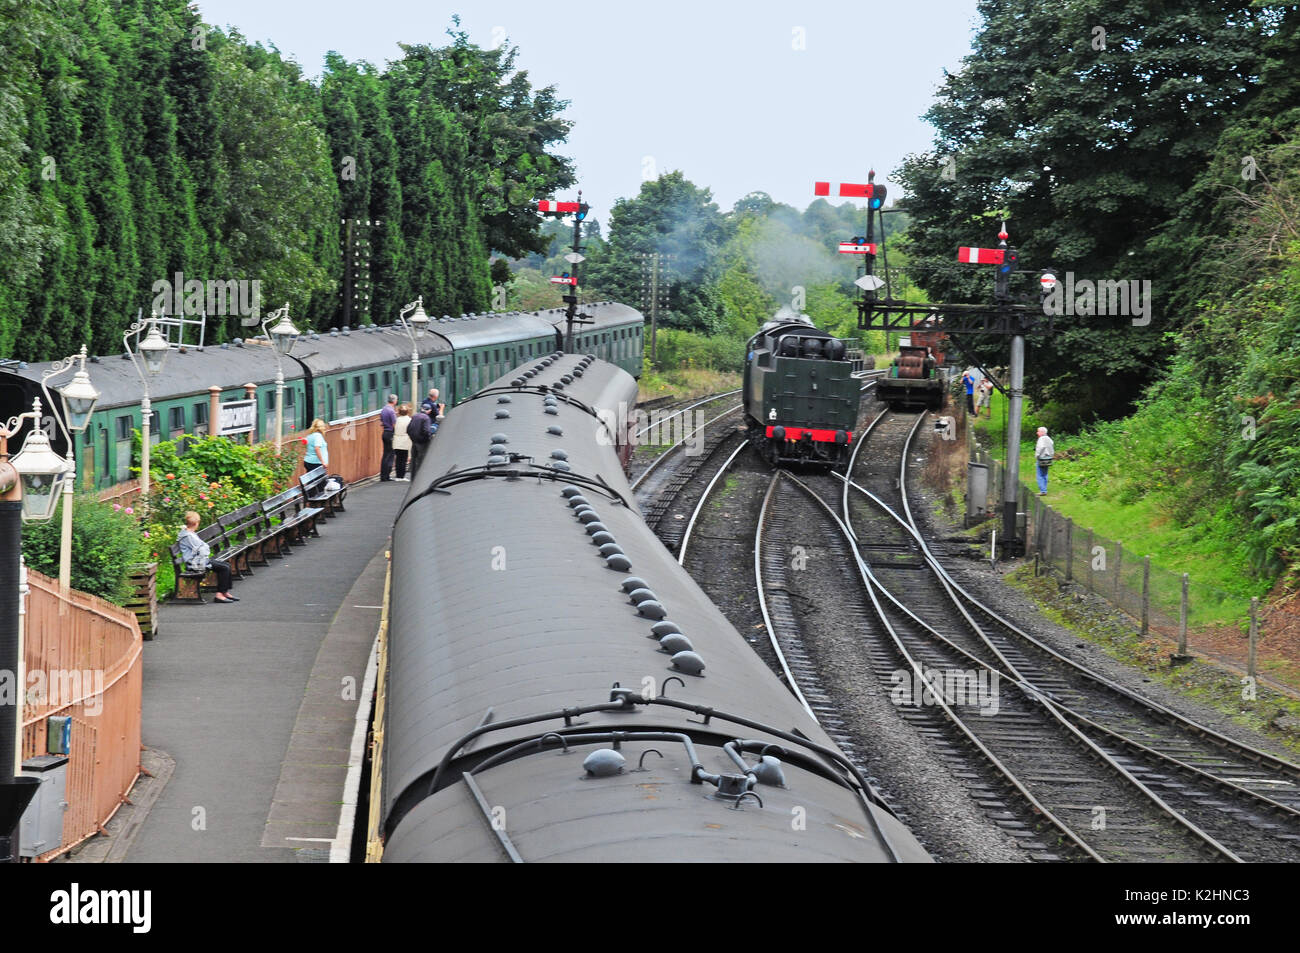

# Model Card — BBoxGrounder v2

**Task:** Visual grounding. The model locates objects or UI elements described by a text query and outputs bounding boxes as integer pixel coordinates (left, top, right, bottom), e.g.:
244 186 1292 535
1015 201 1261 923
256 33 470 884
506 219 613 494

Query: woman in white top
392 404 413 481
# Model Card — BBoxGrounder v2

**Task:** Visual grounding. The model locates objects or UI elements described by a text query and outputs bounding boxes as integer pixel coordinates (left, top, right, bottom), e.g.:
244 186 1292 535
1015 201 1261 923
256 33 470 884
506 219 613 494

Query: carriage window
401 367 409 383
368 372 377 391
472 353 478 365
169 407 185 436
338 378 348 395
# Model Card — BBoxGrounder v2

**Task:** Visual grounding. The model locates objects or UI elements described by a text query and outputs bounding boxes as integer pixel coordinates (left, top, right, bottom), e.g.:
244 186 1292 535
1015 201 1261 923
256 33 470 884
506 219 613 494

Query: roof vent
621 577 649 593
491 433 509 444
560 486 582 498
546 426 563 436
583 749 625 778
567 495 589 509
498 396 512 404
550 450 567 461
560 375 573 385
552 383 564 391
590 531 615 546
544 406 558 415
577 510 601 525
671 651 705 676
487 454 507 466
552 461 571 472
650 620 681 637
573 368 584 378
495 410 510 419
524 371 535 379
659 633 693 654
511 378 525 387
636 601 667 620
605 554 632 572
752 756 786 787
233 337 244 346
585 521 607 536
627 588 657 606
598 543 624 558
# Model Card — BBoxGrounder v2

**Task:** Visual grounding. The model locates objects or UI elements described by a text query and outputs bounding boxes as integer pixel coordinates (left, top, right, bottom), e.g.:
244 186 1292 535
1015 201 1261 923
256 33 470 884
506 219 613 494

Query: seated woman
177 510 238 604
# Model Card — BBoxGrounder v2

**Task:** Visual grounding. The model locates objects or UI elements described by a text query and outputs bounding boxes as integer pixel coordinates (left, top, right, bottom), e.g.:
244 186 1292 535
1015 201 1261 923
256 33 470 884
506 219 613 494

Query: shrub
20 496 150 605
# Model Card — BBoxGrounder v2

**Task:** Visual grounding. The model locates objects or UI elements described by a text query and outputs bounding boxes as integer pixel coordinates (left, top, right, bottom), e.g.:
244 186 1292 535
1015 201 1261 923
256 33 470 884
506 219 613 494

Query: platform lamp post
397 296 430 404
40 346 99 595
262 303 300 456
123 311 172 501
0 399 70 861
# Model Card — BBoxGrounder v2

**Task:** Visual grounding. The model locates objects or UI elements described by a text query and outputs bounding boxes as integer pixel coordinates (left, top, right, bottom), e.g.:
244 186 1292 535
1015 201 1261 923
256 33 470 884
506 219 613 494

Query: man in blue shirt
380 394 398 481
962 370 976 415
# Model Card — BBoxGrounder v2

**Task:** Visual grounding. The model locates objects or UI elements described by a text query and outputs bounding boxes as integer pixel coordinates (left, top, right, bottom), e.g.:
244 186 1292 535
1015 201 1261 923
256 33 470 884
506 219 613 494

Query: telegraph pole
639 253 672 364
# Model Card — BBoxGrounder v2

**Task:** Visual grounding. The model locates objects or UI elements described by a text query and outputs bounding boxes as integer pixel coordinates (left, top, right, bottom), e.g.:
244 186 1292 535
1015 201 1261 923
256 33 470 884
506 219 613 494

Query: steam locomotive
743 310 861 468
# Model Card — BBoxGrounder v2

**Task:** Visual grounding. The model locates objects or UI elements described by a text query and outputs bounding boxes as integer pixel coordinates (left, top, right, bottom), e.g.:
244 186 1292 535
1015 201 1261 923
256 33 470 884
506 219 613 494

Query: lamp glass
139 325 169 375
270 314 299 354
60 372 100 433
410 303 429 339
11 429 70 522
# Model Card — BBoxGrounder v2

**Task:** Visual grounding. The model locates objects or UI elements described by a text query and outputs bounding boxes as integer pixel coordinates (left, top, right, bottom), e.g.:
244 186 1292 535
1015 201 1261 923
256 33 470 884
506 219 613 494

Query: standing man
1035 426 1055 496
380 394 398 482
423 388 445 435
962 369 976 415
973 377 991 418
408 403 433 477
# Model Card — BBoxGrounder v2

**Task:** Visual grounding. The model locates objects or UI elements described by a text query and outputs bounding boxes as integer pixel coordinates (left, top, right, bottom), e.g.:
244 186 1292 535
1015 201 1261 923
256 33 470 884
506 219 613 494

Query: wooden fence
287 409 385 486
21 568 143 861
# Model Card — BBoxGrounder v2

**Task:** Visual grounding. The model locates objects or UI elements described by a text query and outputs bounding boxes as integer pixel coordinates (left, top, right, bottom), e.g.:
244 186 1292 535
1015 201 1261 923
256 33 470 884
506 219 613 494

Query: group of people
380 388 444 482
961 369 995 418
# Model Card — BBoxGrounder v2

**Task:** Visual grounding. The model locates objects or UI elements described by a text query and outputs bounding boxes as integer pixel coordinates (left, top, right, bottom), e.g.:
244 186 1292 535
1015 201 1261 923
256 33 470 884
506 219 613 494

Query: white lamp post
262 303 299 455
397 296 429 404
3 398 70 523
40 346 99 595
124 311 172 500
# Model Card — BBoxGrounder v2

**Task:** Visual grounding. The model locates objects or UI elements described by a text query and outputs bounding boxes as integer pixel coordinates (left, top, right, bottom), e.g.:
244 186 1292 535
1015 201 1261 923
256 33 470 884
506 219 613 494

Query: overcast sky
197 0 981 220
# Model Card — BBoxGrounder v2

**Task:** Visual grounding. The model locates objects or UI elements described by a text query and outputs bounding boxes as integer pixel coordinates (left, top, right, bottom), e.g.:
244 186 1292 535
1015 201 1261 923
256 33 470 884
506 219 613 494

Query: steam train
743 311 862 468
0 304 643 491
376 351 932 863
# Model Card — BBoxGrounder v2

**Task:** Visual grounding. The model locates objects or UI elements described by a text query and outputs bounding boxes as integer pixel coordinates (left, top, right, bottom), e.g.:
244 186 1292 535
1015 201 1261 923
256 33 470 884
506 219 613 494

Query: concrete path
121 479 406 862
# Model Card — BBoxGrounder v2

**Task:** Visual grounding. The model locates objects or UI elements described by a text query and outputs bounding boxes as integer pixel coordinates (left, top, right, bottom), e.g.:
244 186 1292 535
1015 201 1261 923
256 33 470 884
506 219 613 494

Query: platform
105 478 407 863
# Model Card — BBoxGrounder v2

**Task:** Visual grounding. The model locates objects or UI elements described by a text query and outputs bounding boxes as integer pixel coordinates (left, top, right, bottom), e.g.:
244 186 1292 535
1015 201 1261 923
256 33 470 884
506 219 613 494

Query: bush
20 496 149 605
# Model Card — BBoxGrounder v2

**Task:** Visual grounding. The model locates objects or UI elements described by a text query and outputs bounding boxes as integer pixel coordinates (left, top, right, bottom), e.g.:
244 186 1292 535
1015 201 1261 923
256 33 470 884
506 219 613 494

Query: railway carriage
0 303 646 492
377 352 932 863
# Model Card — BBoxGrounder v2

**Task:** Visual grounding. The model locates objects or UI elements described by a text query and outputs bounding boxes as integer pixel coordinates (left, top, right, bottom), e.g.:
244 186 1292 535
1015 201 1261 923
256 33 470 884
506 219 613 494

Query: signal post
538 194 593 353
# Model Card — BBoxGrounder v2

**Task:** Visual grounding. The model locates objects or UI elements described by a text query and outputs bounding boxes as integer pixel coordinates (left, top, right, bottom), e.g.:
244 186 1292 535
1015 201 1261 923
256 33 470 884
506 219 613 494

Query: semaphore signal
537 192 593 351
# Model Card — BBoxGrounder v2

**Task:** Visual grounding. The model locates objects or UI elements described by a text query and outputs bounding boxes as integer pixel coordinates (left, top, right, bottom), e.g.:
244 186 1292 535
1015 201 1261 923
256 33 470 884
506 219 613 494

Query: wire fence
964 418 1293 694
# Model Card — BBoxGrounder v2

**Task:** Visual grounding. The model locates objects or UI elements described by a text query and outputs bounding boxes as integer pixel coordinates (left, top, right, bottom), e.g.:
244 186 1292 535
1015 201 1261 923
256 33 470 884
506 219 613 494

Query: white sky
196 0 982 218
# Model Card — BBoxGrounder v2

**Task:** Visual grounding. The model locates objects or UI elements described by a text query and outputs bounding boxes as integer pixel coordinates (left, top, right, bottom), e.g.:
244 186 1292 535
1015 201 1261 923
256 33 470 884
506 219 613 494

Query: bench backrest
300 469 326 491
262 485 305 518
218 503 265 544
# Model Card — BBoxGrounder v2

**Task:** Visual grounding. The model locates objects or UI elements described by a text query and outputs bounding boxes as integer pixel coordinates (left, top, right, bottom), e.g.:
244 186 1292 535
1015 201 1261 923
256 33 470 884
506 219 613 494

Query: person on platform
408 404 433 477
962 369 976 415
1035 426 1055 495
178 511 238 604
392 403 413 481
304 418 329 474
380 394 398 481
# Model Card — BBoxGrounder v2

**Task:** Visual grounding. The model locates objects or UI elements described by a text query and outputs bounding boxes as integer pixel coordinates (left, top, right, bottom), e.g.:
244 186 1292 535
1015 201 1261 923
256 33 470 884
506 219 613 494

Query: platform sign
217 399 256 436
838 241 878 254
549 275 578 285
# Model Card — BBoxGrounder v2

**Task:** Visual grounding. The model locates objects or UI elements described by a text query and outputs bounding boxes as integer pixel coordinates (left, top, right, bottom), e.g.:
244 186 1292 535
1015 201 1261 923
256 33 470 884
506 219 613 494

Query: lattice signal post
537 194 593 353
820 171 1057 557
639 253 673 364
341 218 381 328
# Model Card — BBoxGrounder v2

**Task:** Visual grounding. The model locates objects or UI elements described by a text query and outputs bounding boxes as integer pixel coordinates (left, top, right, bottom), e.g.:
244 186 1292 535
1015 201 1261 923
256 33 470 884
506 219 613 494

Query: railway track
829 407 1300 861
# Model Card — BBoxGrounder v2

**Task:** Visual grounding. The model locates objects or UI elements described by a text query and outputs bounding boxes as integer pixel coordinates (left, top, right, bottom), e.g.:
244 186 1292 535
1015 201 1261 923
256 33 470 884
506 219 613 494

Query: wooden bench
218 503 273 576
168 523 226 603
261 486 324 555
300 469 346 517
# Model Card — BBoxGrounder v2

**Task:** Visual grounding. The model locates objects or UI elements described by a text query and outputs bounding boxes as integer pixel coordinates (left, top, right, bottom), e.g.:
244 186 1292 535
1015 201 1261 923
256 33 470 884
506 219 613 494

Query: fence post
1114 541 1123 602
1248 597 1259 679
1086 529 1094 593
1065 518 1074 582
1141 555 1150 637
1178 573 1188 656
